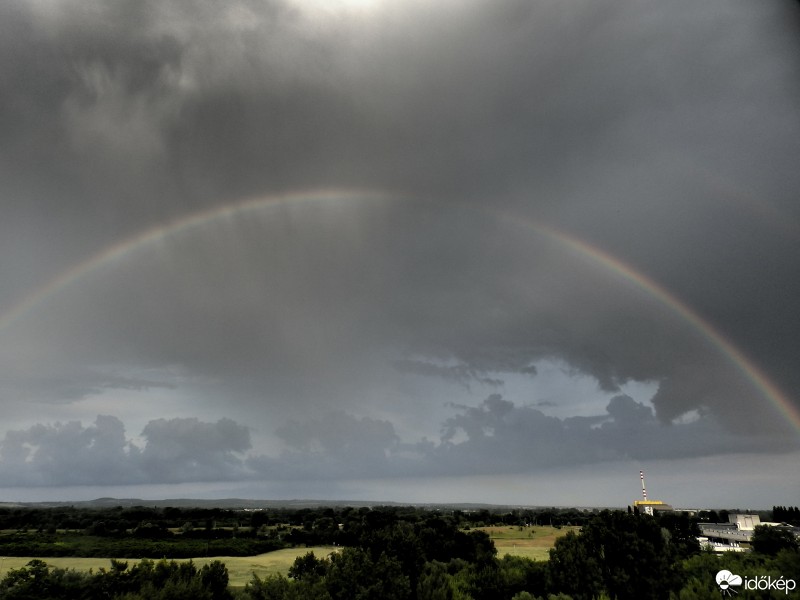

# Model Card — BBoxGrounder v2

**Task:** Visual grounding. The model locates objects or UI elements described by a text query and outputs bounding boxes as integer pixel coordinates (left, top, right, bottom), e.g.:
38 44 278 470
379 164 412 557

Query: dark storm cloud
416 393 795 476
393 359 509 389
1 0 799 493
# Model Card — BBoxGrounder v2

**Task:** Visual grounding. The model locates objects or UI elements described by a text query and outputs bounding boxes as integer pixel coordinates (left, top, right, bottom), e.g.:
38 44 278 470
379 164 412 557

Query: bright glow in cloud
290 0 382 18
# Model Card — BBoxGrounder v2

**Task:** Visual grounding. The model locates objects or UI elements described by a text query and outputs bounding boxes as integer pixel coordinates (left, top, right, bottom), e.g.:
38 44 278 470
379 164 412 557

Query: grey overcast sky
1 0 799 508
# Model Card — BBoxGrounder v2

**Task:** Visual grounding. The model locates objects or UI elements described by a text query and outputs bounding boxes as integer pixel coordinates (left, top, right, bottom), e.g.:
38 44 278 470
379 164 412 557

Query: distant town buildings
698 514 762 552
697 513 800 553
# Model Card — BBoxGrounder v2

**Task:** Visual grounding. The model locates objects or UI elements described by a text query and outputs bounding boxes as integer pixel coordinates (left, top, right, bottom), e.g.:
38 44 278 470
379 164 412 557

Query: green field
476 525 578 561
0 546 339 588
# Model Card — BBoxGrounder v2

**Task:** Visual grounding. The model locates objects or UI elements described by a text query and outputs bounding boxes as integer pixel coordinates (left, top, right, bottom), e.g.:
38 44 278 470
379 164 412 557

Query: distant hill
0 497 620 511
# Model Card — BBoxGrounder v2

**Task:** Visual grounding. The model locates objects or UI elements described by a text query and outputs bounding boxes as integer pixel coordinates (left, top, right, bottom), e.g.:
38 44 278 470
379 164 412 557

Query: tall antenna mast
640 470 647 501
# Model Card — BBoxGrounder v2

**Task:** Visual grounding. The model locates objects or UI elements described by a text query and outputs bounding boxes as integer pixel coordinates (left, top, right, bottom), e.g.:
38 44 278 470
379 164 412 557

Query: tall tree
750 525 799 556
549 511 681 600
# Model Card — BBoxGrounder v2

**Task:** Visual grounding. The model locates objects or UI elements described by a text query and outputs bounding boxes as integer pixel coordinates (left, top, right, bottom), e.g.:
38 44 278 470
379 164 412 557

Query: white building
695 513 794 553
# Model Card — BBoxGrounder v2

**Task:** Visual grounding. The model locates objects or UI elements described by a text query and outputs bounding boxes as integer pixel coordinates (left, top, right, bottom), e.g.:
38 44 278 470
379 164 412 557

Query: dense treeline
0 558 233 600
0 502 729 561
1 506 798 599
0 505 248 533
0 533 282 559
0 504 598 534
1 502 776 538
241 510 800 600
773 506 800 526
242 509 704 600
0 505 598 559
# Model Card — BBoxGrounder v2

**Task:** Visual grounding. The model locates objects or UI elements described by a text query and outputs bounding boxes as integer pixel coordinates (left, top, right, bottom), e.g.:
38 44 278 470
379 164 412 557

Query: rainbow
0 189 387 335
1 189 798 434
527 221 800 434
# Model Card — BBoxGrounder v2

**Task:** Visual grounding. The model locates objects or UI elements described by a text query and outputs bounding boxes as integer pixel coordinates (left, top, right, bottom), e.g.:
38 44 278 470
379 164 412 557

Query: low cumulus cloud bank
1 396 795 488
0 416 251 487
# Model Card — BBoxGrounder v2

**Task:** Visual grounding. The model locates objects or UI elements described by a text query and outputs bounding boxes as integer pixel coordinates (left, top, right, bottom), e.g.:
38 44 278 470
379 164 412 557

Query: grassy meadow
476 525 578 561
